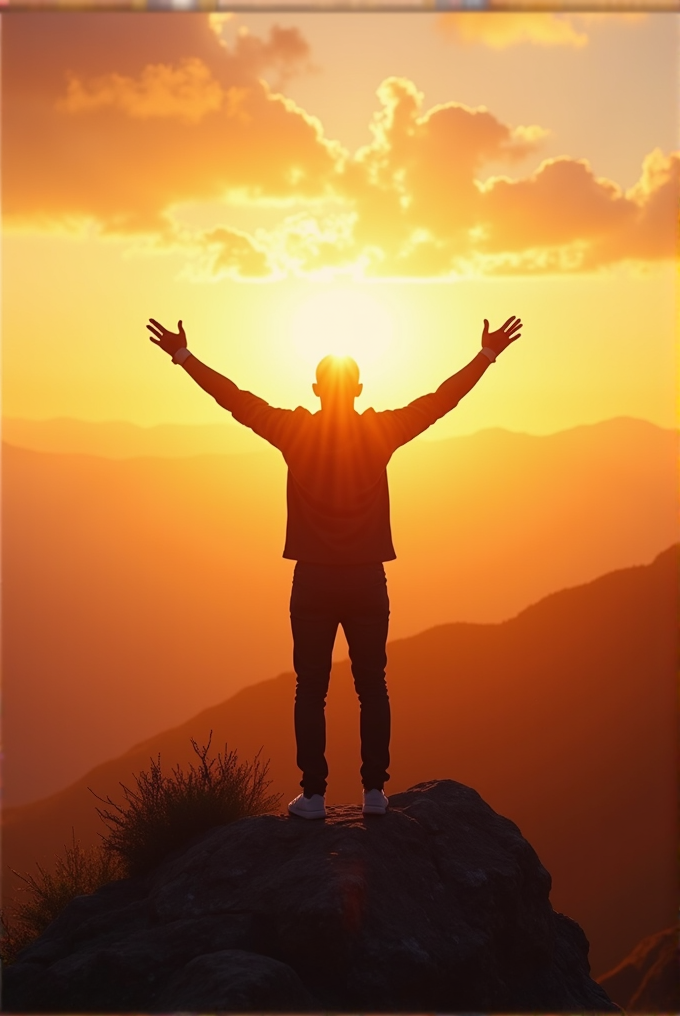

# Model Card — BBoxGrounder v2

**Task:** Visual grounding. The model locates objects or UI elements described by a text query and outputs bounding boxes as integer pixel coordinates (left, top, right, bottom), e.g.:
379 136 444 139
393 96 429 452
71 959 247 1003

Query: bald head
315 354 360 385
313 355 363 410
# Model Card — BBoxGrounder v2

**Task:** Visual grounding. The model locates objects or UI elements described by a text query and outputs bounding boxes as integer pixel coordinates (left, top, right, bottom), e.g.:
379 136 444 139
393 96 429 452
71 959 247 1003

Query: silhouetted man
147 315 521 819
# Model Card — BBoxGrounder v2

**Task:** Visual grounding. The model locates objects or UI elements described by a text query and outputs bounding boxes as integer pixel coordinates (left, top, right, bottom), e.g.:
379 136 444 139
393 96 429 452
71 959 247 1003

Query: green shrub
92 733 281 877
1 834 124 966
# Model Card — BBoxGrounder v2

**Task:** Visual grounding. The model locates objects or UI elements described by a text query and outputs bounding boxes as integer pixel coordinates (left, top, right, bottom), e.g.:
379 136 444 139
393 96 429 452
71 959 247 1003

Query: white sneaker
362 789 389 816
288 793 327 820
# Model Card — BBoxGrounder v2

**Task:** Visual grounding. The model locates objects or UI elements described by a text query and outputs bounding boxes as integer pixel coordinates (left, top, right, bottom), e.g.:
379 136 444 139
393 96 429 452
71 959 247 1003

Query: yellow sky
2 12 677 435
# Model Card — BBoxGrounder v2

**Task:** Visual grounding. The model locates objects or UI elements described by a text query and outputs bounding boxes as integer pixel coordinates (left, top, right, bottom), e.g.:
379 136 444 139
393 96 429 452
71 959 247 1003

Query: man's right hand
147 318 187 357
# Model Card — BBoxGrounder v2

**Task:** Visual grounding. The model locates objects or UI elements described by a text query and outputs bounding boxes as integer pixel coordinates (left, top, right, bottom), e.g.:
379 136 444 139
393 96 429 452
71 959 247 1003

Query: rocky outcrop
598 925 679 1011
4 780 619 1013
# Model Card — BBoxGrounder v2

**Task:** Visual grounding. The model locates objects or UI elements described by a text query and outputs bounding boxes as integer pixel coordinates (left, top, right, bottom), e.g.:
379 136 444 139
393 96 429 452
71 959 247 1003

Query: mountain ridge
3 413 674 459
4 416 676 806
4 546 677 978
112 542 678 760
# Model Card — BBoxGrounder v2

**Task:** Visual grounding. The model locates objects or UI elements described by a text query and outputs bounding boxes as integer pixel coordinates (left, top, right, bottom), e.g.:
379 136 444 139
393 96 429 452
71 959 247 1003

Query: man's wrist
172 347 193 366
481 347 497 363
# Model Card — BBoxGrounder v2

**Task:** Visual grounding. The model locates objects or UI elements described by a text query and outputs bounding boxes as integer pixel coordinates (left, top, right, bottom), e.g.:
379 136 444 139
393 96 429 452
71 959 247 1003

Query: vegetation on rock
92 733 281 877
1 834 123 965
1 735 280 964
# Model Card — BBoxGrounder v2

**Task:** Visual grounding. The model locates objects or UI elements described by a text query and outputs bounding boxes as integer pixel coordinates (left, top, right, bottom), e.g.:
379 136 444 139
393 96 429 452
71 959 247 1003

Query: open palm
147 318 187 357
482 316 522 356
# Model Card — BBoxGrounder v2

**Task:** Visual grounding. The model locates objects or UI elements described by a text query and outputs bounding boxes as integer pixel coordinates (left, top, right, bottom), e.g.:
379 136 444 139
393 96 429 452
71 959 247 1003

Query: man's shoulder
233 392 310 415
359 406 401 426
289 405 314 426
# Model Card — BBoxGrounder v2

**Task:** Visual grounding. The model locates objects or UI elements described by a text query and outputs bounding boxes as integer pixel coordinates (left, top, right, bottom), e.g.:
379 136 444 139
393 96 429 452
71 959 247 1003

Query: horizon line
2 413 674 443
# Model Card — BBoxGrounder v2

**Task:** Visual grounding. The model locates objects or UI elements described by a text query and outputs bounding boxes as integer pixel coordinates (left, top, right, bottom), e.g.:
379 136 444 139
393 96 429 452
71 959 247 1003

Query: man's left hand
482 316 522 357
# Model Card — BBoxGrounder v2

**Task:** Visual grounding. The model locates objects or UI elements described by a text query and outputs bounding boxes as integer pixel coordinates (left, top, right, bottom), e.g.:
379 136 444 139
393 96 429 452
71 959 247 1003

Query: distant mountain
597 926 679 1011
3 417 677 806
2 416 263 458
3 547 676 979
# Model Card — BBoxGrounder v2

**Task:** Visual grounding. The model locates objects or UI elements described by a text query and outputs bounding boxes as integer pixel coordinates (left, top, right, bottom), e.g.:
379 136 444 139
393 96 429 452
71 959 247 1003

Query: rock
154 950 317 1012
597 925 679 1011
4 780 619 1013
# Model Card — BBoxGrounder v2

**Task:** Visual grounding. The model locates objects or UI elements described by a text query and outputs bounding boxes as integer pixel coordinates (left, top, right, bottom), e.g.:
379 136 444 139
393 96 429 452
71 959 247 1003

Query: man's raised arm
379 316 522 450
147 318 241 411
434 316 522 410
147 317 302 453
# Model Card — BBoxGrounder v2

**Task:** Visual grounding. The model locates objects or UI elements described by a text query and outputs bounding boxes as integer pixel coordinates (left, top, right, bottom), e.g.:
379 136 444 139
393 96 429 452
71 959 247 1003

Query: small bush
92 733 281 877
1 833 124 965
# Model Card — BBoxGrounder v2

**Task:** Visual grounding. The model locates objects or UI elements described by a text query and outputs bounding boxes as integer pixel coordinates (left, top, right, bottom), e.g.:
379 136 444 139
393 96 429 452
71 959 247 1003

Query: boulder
4 780 619 1012
155 950 317 1012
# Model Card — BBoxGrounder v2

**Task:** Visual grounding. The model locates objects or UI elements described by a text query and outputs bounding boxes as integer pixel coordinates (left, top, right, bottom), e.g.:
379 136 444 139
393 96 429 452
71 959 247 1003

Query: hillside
3 547 677 978
3 417 676 806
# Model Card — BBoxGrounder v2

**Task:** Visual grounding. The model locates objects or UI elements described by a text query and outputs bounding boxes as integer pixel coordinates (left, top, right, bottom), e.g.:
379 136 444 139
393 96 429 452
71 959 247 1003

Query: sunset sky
3 12 677 439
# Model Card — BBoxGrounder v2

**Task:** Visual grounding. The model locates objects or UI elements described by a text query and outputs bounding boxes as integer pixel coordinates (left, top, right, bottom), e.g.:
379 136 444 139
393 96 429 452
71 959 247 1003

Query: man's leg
290 565 338 797
341 567 391 793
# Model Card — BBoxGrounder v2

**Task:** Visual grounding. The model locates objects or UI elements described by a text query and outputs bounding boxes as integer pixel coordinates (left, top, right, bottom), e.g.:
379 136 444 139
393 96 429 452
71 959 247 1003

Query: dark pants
290 561 391 797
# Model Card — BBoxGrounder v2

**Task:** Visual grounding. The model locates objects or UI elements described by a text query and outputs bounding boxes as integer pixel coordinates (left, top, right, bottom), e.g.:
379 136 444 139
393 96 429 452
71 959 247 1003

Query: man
147 314 521 820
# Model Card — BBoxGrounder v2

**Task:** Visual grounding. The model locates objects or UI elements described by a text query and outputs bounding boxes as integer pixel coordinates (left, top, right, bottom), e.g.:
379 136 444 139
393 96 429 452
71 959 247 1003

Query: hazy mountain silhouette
3 547 676 978
597 925 679 1011
2 416 262 458
3 417 676 807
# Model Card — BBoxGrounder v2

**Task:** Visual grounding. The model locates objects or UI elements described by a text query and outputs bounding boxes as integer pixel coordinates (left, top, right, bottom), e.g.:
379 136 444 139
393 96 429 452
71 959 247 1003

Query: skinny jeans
290 561 391 797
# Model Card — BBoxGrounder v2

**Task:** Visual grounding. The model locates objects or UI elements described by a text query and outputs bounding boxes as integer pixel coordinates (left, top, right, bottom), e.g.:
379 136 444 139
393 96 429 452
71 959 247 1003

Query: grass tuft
1 834 124 965
92 732 281 877
1 735 279 964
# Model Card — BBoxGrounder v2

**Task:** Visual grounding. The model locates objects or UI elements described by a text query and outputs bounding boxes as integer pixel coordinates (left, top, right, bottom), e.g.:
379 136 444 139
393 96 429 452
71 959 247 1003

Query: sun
290 287 395 371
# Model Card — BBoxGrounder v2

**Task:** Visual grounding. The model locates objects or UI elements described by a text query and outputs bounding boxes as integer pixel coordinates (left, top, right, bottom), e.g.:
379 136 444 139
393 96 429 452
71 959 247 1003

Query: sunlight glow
290 288 395 372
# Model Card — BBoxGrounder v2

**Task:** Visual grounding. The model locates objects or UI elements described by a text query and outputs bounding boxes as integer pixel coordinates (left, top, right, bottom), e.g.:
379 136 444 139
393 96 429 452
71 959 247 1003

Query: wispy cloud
436 12 646 49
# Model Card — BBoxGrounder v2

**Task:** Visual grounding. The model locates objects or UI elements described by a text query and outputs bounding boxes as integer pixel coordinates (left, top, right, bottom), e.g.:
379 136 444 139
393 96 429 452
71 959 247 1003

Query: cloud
188 227 273 281
478 158 629 248
209 18 314 88
4 15 676 280
331 80 677 277
342 78 547 254
437 12 646 49
456 149 679 273
591 148 680 265
438 13 588 48
4 13 334 233
58 59 226 123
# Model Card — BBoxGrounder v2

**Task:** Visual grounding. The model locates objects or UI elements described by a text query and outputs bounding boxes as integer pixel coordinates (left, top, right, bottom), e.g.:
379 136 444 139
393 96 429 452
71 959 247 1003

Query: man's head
313 355 363 409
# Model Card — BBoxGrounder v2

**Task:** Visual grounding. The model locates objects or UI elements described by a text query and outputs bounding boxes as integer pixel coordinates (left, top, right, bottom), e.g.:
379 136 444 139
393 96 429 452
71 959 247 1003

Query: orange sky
2 12 677 436
2 12 678 820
